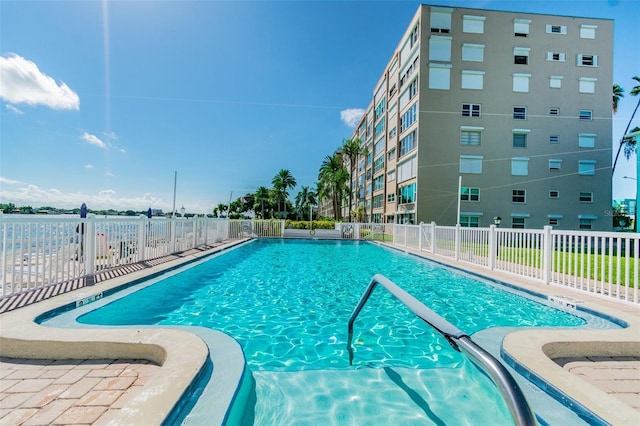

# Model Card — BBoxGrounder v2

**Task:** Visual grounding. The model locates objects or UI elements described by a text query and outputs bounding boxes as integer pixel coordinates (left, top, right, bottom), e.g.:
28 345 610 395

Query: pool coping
1 238 638 425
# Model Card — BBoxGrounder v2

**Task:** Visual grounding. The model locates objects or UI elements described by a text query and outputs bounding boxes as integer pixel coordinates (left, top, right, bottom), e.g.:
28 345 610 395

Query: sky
0 0 638 214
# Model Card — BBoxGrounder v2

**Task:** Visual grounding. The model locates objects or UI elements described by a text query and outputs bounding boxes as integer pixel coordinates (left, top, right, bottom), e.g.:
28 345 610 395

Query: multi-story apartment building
346 4 613 230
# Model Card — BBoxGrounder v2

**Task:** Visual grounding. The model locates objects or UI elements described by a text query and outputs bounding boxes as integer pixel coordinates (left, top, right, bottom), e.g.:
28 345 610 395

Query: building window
387 170 395 182
578 133 596 148
428 63 451 90
460 155 483 174
399 130 416 157
577 54 598 67
579 77 597 93
409 25 419 47
373 194 384 209
549 75 563 88
546 52 567 62
389 127 397 138
463 15 485 33
389 84 397 98
461 187 480 201
549 190 560 198
513 47 530 64
513 18 531 37
397 156 417 183
512 217 526 229
549 108 560 116
579 218 594 230
578 160 596 175
513 133 527 148
546 24 567 34
430 8 452 33
549 159 562 170
511 157 529 176
408 78 419 100
460 216 480 227
375 118 386 137
579 192 594 202
387 193 395 203
387 148 396 161
513 106 527 120
461 129 482 145
461 70 485 90
400 103 418 133
373 155 385 173
462 103 481 117
375 98 386 120
580 24 597 39
429 35 452 62
512 189 526 203
579 110 593 121
373 175 385 191
513 73 531 93
549 218 559 226
462 43 484 62
550 135 560 144
398 182 416 204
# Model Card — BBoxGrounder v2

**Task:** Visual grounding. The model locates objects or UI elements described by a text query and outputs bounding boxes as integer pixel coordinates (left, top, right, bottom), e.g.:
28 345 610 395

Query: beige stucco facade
348 5 613 230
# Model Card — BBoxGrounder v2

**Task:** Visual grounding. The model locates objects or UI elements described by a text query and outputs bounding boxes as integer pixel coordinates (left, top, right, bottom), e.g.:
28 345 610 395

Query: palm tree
341 138 366 221
318 153 349 220
295 186 317 220
214 202 227 218
613 83 624 114
254 186 270 219
613 76 640 175
271 169 297 218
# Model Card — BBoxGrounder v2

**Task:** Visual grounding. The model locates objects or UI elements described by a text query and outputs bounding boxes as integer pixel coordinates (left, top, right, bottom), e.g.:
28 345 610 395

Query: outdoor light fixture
180 206 186 217
493 216 502 227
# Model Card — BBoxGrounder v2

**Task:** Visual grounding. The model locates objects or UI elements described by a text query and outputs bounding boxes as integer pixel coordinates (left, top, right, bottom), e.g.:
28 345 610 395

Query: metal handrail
347 274 537 426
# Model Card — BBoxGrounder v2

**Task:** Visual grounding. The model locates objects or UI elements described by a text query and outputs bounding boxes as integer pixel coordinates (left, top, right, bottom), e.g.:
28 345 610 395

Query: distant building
343 4 612 230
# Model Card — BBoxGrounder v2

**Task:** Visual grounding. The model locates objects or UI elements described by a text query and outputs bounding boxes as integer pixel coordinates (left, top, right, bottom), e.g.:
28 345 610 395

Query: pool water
73 239 591 425
78 239 584 371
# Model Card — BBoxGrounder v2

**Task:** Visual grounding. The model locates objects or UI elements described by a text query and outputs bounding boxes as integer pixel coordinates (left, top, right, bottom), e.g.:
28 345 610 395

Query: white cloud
81 132 106 148
0 53 80 110
84 164 94 169
106 171 115 177
340 108 365 127
5 104 23 114
0 184 166 211
103 131 117 139
0 176 21 185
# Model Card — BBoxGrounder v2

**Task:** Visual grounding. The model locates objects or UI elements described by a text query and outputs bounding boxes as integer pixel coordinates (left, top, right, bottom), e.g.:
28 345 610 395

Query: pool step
249 366 513 425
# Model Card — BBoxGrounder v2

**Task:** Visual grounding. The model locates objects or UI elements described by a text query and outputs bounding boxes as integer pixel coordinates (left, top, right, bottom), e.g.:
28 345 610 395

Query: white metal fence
391 222 639 305
1 214 638 305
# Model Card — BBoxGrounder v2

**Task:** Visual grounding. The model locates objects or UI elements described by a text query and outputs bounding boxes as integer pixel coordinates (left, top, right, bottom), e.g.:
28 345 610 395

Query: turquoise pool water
78 239 584 372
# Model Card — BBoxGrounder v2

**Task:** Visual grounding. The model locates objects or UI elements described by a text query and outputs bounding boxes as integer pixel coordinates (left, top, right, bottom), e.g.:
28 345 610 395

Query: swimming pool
42 239 619 425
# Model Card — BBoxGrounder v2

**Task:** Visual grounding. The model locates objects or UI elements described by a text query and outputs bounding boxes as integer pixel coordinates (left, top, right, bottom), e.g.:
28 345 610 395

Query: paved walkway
557 356 640 413
0 357 161 425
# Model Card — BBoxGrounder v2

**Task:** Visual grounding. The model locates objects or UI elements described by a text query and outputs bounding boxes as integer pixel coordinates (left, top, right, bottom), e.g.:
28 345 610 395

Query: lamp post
493 216 502 227
180 206 186 217
492 216 501 259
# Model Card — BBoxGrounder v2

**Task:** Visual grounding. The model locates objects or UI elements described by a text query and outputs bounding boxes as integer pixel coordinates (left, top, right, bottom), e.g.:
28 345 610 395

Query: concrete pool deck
0 239 639 425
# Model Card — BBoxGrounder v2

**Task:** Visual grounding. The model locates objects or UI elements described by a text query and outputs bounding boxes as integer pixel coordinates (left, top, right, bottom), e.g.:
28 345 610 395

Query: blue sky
1 0 638 214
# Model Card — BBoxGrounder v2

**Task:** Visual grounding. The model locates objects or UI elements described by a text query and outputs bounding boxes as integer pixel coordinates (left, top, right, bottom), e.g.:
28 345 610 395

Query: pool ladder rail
347 274 537 426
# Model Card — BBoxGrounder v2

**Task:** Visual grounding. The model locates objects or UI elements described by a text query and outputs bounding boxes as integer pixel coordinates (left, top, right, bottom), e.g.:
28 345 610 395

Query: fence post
281 220 285 237
489 224 496 270
454 224 460 261
430 222 436 254
192 219 197 248
418 222 424 251
137 215 147 262
542 225 553 284
85 215 96 278
169 217 176 253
